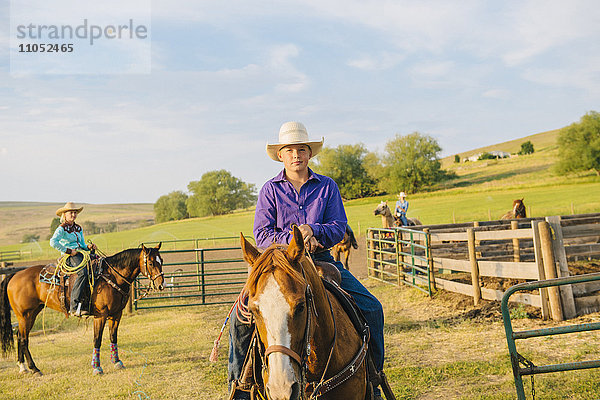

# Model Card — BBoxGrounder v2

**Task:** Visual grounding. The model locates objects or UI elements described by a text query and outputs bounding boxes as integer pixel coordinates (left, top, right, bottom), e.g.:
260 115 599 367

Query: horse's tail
0 273 15 357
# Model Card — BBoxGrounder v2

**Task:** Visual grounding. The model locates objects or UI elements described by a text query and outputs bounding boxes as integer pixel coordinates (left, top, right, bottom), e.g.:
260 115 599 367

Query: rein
96 248 163 300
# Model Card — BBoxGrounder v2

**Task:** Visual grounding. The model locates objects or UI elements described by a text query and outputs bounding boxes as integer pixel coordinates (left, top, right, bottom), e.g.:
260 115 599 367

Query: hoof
114 360 125 370
17 363 30 374
31 370 43 377
92 367 104 376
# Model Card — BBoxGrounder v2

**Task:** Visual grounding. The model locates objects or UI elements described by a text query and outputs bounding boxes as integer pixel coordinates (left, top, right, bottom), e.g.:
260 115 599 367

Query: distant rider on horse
49 202 97 317
394 192 409 226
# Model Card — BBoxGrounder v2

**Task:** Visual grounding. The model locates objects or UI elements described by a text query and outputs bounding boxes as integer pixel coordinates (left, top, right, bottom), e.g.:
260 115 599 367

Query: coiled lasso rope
42 251 92 335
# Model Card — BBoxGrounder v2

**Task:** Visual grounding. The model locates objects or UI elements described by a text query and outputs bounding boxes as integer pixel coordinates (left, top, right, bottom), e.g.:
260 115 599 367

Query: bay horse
332 224 358 270
501 198 526 220
0 244 164 376
373 201 422 228
241 226 369 400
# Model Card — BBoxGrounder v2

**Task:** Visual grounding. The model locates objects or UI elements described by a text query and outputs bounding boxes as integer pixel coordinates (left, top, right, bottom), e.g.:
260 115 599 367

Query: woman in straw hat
228 122 386 400
394 192 409 226
49 202 96 316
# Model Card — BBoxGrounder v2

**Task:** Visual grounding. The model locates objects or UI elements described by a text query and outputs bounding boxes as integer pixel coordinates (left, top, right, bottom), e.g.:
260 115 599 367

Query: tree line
154 112 600 223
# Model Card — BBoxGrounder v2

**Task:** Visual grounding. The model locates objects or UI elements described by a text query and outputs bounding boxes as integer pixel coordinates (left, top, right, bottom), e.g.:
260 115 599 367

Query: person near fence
228 121 386 400
395 192 409 226
49 202 96 317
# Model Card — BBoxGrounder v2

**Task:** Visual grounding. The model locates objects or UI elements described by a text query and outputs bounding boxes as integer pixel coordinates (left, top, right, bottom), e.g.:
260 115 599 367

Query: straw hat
398 192 407 198
55 202 83 216
266 121 324 162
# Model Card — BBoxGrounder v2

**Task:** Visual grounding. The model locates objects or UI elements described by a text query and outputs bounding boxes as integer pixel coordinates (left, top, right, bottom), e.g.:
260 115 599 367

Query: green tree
557 111 600 176
312 144 377 199
22 233 40 243
454 154 460 163
187 170 257 217
383 132 447 193
47 217 61 239
519 141 534 155
154 191 189 223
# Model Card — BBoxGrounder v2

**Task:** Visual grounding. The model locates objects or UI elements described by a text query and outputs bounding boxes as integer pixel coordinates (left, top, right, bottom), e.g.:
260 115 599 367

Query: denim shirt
49 225 90 254
253 168 347 250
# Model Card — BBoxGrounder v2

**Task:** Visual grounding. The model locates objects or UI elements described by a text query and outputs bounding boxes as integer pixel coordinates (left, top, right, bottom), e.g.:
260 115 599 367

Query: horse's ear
141 243 147 252
240 233 260 266
155 242 162 250
287 225 304 262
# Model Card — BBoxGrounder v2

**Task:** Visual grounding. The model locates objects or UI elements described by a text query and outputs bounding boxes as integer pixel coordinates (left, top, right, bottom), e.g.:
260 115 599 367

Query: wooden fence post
511 220 520 262
538 221 563 321
467 228 481 306
531 221 550 319
473 221 482 258
546 216 577 319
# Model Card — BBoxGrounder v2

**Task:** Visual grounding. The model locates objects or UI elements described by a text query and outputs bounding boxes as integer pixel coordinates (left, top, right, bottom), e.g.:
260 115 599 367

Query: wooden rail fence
367 213 600 321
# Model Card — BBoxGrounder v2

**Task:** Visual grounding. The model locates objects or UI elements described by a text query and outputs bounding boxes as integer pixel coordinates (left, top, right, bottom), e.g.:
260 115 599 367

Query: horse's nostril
159 284 164 290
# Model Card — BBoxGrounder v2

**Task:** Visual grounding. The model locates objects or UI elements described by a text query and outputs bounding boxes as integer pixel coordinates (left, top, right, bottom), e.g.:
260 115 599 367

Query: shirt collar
273 168 321 183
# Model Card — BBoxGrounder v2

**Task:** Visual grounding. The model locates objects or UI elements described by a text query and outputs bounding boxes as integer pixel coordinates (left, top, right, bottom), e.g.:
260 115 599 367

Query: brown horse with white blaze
501 198 526 219
241 226 368 400
0 244 164 376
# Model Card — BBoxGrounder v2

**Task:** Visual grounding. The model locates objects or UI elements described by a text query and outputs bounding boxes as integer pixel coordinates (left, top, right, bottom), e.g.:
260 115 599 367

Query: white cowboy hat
398 192 407 198
266 121 324 162
55 202 83 216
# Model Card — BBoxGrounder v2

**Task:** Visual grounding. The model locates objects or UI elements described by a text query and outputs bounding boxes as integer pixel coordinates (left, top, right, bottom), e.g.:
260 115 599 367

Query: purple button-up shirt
253 168 347 250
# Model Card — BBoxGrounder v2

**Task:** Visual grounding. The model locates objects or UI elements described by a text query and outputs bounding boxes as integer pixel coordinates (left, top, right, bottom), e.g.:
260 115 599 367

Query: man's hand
306 236 324 253
297 224 314 242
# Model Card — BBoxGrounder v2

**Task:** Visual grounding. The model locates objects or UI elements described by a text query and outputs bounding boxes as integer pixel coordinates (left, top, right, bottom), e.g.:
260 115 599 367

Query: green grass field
1 282 599 399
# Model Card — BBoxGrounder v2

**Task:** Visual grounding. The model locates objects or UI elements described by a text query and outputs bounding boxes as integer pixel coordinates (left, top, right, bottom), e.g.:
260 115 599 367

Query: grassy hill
2 126 600 260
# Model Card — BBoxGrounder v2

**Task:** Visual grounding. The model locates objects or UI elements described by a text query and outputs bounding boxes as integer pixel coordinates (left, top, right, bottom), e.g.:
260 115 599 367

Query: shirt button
299 206 303 209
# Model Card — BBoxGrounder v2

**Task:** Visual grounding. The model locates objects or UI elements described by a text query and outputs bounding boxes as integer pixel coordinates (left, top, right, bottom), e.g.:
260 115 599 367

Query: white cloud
482 89 510 100
347 52 405 71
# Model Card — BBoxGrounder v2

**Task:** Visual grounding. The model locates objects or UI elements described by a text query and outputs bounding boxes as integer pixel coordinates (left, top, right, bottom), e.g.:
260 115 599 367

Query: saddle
230 275 396 400
39 256 103 315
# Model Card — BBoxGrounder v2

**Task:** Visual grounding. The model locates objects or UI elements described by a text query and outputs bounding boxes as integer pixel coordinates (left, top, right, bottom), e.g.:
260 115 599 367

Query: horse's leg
108 311 124 369
17 307 43 375
15 316 29 374
92 316 107 375
343 250 350 270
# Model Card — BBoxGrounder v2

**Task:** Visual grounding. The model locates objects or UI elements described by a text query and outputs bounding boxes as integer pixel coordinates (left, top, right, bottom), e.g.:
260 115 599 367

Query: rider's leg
68 253 88 313
228 303 253 400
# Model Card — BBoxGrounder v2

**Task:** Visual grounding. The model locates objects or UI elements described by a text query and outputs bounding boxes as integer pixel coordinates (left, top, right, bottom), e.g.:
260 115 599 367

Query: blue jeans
228 251 385 388
399 213 409 226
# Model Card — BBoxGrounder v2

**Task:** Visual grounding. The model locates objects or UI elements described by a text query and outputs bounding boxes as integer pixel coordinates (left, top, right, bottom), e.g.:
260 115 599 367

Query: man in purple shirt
228 121 385 400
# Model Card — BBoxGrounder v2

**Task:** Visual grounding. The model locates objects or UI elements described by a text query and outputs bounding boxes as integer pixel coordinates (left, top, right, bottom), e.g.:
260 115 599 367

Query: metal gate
366 227 433 296
502 273 600 399
134 238 248 309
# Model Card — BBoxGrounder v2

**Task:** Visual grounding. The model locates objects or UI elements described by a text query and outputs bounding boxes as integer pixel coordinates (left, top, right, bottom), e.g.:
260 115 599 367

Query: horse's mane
246 246 305 295
105 248 142 267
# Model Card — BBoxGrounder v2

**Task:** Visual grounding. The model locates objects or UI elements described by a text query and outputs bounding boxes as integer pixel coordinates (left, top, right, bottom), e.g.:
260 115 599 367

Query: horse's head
513 198 526 218
140 243 164 291
241 226 311 400
373 201 389 216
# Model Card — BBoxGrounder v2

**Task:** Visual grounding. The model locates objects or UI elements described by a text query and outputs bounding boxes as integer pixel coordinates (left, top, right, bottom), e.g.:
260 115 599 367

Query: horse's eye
294 302 305 316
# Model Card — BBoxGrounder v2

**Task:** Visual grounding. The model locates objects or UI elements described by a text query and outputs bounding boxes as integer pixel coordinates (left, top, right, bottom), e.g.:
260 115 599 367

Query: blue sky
1 0 599 203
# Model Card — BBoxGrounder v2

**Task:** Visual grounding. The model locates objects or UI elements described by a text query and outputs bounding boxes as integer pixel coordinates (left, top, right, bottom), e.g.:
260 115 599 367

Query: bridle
141 250 164 290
